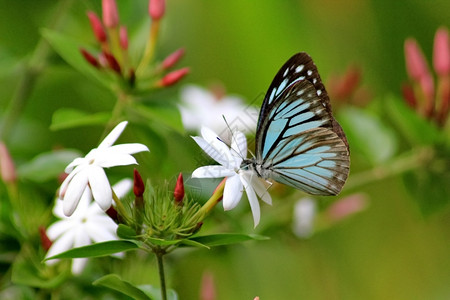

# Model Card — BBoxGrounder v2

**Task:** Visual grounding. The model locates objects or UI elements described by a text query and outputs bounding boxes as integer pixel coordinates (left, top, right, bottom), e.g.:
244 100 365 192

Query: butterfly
244 52 350 195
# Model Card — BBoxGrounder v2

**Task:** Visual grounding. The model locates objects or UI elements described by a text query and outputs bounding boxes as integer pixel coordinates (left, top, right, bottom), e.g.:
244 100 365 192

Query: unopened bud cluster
81 0 188 91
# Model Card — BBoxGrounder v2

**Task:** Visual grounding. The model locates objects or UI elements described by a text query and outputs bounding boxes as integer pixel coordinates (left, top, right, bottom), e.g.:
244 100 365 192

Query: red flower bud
0 142 16 184
87 11 107 43
80 48 100 68
162 48 185 70
106 206 119 223
174 173 184 204
102 0 119 28
133 169 145 197
149 0 165 21
103 51 122 74
39 226 52 252
158 67 189 87
401 83 417 109
200 271 216 300
119 25 129 50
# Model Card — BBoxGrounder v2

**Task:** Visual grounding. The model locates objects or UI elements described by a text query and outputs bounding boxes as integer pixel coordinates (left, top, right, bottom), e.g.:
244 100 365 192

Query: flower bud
39 226 53 252
149 0 165 21
119 25 129 50
401 83 417 108
133 169 145 197
0 142 17 184
200 271 216 300
158 67 189 87
87 11 107 43
102 0 119 28
106 206 119 223
433 27 450 76
325 193 368 223
80 48 100 68
405 38 431 81
162 48 185 70
174 173 185 204
103 51 122 74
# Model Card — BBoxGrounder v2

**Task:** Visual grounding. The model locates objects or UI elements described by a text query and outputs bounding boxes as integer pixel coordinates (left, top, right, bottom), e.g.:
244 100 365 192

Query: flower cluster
81 0 188 90
403 26 450 126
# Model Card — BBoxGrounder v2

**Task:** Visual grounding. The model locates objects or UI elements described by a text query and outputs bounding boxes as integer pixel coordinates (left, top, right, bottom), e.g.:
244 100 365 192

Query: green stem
0 0 74 141
112 189 128 220
155 248 167 300
194 178 226 220
344 146 434 191
136 20 160 76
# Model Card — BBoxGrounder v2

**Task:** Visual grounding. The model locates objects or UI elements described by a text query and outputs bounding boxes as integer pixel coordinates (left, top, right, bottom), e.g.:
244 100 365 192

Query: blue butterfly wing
255 53 350 195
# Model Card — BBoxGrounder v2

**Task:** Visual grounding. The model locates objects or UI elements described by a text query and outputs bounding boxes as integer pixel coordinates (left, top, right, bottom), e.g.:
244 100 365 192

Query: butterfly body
244 52 350 195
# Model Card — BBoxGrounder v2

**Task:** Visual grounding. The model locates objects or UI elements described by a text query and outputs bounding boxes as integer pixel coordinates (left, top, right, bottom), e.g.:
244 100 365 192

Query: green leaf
17 149 81 182
50 108 110 130
41 29 112 89
384 95 442 145
145 237 182 247
338 107 398 165
45 240 140 260
128 102 184 134
117 224 138 239
93 274 153 300
187 233 269 247
139 285 179 300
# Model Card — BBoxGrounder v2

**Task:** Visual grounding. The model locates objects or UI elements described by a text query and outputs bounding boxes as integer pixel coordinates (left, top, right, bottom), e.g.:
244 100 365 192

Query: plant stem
136 20 160 76
0 0 74 141
195 178 226 219
344 146 434 191
155 248 168 300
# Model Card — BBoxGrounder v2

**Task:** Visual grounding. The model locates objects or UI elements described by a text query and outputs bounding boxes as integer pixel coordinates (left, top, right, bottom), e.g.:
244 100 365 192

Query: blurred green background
1 0 450 299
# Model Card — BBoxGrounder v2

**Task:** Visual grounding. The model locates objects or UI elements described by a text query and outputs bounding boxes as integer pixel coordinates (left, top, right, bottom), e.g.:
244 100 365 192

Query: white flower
46 179 133 274
292 198 317 238
191 126 271 226
179 84 258 137
59 121 149 216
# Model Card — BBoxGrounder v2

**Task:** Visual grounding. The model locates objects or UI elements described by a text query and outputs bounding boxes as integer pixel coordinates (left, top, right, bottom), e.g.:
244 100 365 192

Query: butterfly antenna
222 115 247 161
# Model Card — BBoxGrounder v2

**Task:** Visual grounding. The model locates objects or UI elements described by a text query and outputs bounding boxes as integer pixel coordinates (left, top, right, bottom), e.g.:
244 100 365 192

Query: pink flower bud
405 38 431 81
87 11 107 43
149 0 165 21
102 0 119 28
80 48 100 68
119 26 128 50
174 173 184 204
433 27 450 76
133 169 145 197
326 193 368 223
103 52 122 74
162 48 185 69
200 271 216 300
39 226 53 252
0 142 16 183
159 67 189 87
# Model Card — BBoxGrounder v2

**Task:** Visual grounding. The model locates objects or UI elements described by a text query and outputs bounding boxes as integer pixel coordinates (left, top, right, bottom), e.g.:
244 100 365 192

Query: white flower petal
95 152 138 168
45 229 76 262
86 222 118 243
240 172 261 227
63 171 89 216
231 130 247 159
98 121 128 149
88 167 112 211
191 136 231 167
109 143 149 155
192 166 234 178
249 174 272 205
222 175 243 211
112 178 133 198
72 258 88 275
46 219 74 240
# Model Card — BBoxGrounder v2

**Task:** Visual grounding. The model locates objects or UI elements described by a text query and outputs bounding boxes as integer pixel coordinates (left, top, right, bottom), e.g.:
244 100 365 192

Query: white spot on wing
312 78 317 84
295 65 304 73
307 70 313 76
317 89 322 96
283 68 289 77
